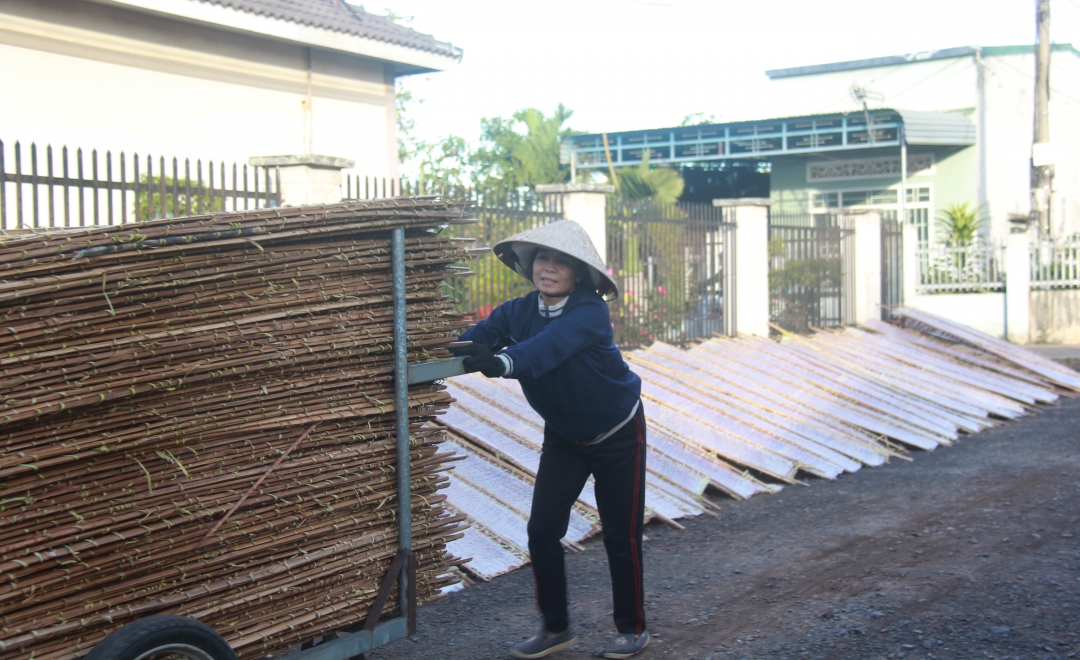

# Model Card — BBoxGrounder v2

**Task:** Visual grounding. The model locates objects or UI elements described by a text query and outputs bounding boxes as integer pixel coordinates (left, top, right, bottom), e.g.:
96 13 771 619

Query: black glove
454 343 506 378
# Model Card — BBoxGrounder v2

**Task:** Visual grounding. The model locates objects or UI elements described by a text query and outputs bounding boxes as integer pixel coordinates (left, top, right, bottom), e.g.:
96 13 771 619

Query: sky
384 0 1080 157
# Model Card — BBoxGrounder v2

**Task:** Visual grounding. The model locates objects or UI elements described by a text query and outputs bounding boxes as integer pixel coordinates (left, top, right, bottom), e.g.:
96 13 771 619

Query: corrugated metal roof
196 0 462 59
766 43 1079 80
894 109 976 146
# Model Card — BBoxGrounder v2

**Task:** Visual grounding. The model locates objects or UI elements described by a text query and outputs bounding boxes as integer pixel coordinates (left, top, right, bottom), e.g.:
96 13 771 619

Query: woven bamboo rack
0 197 477 660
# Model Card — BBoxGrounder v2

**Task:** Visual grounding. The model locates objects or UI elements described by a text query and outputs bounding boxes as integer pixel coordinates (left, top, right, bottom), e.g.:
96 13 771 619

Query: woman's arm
499 300 609 379
458 297 516 347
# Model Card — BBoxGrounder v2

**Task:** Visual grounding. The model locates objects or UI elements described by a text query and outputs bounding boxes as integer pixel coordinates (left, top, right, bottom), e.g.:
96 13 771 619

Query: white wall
980 52 1038 238
906 292 1006 339
1049 54 1080 238
0 0 395 176
1031 289 1080 343
759 57 978 120
904 289 1080 344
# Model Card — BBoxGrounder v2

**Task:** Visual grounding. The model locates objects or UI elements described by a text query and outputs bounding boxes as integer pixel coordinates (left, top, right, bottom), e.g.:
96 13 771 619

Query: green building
569 45 1080 242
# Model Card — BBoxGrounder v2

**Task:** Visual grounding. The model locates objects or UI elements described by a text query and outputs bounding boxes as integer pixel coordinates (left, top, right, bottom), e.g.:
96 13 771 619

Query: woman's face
532 248 582 299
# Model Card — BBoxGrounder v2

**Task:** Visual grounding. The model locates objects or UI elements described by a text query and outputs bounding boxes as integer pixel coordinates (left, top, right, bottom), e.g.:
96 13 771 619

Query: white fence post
1005 229 1032 344
714 198 770 337
852 211 882 324
535 183 615 261
248 154 354 205
902 222 921 303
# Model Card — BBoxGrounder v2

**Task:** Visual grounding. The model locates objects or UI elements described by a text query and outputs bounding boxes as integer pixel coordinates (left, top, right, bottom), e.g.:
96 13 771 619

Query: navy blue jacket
458 287 642 444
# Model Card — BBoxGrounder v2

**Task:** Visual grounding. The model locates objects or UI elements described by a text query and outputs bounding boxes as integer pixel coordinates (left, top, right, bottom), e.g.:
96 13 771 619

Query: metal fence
0 139 280 229
607 198 735 347
768 211 856 332
342 182 564 321
880 211 904 319
915 242 1004 293
1030 237 1080 289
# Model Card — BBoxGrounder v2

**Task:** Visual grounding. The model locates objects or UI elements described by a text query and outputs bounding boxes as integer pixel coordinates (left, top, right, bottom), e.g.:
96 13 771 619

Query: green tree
137 175 222 219
470 104 579 188
679 112 717 126
614 153 685 205
935 202 987 246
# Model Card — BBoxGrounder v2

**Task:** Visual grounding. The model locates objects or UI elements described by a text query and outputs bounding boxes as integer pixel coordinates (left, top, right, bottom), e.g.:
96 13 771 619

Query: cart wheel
85 615 237 660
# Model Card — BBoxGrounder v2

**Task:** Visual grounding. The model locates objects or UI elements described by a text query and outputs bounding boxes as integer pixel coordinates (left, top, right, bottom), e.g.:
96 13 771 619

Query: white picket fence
916 242 1005 294
916 236 1080 294
1030 237 1080 290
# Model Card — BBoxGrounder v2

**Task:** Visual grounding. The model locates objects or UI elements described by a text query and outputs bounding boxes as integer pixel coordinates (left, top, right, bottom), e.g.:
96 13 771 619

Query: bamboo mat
0 198 475 659
434 310 1076 583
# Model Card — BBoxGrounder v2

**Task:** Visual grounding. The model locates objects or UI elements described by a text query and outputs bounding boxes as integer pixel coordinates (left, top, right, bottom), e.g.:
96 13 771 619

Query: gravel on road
366 386 1080 660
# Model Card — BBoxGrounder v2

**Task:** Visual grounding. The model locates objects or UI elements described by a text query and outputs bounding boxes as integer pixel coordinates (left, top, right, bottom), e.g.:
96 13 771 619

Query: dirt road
367 387 1080 660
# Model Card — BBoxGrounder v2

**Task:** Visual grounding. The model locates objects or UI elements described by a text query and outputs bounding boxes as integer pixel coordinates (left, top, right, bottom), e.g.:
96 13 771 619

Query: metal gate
880 211 904 319
607 199 735 347
768 211 856 333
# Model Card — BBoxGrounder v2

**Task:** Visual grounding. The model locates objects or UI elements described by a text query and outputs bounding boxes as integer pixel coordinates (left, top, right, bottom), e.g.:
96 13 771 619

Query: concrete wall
906 292 1006 338
979 52 1038 238
0 0 397 177
1031 289 1080 343
760 56 979 118
1048 54 1080 238
902 289 1080 344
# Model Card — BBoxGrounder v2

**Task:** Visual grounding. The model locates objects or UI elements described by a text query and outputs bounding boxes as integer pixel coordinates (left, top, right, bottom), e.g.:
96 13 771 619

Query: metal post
390 227 412 623
1033 0 1052 236
899 126 907 235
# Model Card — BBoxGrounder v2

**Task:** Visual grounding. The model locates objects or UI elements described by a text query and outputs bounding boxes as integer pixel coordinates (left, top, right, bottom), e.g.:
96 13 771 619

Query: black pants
527 402 647 635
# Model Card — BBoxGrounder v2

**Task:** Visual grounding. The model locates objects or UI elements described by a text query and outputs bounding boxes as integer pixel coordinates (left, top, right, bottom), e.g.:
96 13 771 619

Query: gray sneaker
600 631 650 658
509 627 577 659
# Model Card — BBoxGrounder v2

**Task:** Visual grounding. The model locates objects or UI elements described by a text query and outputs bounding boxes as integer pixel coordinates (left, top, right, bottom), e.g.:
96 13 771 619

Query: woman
455 220 650 659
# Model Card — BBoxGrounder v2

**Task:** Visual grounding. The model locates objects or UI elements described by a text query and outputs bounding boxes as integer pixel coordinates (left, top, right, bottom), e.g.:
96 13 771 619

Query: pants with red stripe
527 402 647 635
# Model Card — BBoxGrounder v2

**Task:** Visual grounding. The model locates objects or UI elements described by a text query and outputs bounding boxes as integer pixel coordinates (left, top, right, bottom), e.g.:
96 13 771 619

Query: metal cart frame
280 228 466 660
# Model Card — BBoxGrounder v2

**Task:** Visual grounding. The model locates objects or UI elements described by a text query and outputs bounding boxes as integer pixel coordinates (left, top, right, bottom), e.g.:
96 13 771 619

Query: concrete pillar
535 183 615 261
852 211 882 324
902 222 921 304
714 198 771 337
247 154 355 206
1005 228 1032 344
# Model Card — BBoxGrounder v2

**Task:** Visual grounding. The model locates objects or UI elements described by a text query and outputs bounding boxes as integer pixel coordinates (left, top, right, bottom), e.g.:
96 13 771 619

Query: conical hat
493 220 619 301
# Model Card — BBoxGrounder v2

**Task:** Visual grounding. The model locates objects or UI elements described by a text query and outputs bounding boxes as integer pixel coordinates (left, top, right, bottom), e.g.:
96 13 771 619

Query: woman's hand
453 343 507 378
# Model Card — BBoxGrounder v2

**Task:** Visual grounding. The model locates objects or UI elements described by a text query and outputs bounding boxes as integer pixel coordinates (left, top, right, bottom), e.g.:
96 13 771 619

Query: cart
83 227 467 660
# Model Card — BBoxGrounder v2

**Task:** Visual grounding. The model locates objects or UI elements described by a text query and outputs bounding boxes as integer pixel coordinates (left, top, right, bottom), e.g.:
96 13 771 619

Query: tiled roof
198 0 461 59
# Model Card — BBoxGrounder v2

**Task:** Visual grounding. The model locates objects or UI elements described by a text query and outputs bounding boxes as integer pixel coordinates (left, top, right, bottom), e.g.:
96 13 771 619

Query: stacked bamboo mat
435 309 1077 581
0 198 474 659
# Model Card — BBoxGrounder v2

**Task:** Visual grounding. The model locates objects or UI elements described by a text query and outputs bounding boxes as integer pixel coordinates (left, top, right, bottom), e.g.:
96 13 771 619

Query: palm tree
614 153 685 205
935 202 987 246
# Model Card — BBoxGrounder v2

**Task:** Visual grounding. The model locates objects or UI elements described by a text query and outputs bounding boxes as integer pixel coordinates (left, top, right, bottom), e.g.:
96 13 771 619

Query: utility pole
1032 0 1052 236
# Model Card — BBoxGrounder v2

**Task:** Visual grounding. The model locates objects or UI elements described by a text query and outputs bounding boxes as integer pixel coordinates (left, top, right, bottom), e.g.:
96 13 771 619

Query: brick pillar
535 183 615 261
714 198 771 337
248 154 355 206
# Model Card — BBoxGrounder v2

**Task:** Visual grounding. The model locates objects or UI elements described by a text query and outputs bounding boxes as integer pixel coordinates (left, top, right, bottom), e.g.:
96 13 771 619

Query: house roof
197 0 461 60
101 0 460 72
766 43 1079 80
